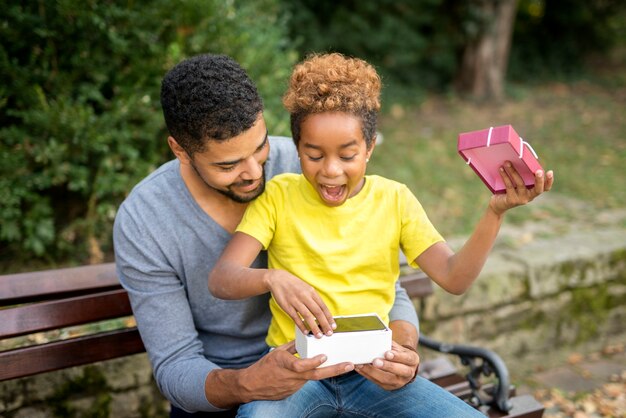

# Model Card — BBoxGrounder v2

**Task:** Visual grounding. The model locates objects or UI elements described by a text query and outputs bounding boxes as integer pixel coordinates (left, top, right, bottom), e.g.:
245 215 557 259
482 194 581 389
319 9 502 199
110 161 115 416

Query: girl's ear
366 137 377 161
168 136 192 164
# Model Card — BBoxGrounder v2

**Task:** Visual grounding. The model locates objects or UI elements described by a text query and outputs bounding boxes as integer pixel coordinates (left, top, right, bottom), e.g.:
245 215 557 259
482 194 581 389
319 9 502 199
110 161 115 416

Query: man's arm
389 279 419 339
114 207 225 411
205 342 354 409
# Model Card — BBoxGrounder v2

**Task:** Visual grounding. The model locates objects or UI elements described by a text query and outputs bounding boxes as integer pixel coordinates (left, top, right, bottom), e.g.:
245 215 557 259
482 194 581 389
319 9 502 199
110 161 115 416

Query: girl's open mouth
320 184 346 204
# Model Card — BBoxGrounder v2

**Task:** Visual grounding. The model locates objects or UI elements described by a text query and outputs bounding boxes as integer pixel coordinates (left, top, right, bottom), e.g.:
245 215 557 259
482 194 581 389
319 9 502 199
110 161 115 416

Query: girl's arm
209 231 335 337
209 231 268 299
417 163 554 294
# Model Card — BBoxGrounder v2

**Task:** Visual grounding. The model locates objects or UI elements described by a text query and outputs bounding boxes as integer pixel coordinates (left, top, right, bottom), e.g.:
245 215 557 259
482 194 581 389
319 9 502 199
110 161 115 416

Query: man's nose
240 156 263 179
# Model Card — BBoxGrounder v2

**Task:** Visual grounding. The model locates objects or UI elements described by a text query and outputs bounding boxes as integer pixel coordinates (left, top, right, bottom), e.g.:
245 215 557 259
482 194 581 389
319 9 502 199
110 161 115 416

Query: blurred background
1 0 623 268
1 1 625 416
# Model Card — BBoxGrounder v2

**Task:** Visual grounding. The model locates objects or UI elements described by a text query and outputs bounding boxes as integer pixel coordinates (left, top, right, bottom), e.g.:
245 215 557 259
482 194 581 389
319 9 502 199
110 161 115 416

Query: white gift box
295 313 392 367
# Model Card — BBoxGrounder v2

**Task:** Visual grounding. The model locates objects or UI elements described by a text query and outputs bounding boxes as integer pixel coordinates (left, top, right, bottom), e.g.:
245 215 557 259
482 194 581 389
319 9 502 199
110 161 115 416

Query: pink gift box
458 125 543 194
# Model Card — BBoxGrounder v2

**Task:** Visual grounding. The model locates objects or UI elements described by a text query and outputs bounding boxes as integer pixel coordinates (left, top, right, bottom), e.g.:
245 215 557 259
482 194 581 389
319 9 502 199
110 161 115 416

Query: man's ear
167 136 191 164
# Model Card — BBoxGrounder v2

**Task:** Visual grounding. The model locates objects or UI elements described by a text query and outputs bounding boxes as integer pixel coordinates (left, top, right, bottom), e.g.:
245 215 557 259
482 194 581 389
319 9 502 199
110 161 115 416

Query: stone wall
418 219 626 377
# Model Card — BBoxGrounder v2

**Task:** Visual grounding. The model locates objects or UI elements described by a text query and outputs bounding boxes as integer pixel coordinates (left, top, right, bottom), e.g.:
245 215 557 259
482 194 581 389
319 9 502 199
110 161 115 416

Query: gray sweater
113 136 418 412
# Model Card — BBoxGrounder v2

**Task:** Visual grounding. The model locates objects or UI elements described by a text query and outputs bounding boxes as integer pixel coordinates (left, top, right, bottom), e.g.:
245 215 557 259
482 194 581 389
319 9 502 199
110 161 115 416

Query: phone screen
333 315 387 333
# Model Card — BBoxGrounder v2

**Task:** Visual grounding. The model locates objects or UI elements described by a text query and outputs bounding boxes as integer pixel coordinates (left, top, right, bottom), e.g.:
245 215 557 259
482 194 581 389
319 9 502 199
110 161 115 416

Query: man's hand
354 341 420 390
206 341 354 408
266 270 336 337
354 319 419 390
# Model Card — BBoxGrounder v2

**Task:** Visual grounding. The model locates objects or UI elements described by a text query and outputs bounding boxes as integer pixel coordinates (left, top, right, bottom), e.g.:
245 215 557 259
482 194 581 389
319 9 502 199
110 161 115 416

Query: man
113 54 420 417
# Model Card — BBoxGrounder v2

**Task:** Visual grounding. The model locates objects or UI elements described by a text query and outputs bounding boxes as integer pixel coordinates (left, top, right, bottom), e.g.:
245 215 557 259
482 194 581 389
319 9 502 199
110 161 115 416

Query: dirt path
517 343 626 417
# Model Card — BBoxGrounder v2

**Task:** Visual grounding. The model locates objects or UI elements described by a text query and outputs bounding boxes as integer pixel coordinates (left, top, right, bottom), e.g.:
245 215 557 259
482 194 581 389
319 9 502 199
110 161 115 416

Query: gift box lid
458 125 543 194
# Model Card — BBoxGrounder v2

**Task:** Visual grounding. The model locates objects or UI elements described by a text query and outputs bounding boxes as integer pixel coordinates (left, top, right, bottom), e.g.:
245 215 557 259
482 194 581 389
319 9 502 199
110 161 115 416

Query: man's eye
255 139 268 153
220 165 236 172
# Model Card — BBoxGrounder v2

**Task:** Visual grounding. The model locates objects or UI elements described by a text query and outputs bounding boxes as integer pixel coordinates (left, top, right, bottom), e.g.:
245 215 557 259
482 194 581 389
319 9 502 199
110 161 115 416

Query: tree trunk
455 0 518 101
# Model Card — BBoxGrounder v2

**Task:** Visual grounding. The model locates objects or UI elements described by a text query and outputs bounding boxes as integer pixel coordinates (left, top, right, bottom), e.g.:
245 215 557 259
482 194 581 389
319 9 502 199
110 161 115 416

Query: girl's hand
489 161 554 216
266 270 336 338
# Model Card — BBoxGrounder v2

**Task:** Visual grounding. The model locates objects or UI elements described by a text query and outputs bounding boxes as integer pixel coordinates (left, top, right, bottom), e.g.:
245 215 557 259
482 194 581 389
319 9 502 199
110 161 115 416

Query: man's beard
218 176 266 203
190 161 266 203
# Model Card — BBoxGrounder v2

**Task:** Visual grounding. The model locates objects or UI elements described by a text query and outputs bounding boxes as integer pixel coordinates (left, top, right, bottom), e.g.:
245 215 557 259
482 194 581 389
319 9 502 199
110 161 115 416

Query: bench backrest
0 263 144 381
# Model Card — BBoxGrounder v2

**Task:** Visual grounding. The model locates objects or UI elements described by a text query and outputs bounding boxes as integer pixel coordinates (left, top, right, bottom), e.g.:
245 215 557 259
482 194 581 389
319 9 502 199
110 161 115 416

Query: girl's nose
323 159 342 177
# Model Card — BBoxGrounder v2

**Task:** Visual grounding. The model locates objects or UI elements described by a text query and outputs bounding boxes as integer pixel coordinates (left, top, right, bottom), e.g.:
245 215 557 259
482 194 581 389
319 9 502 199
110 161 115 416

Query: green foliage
509 0 625 80
2 0 622 268
281 0 463 92
282 0 624 91
0 0 295 267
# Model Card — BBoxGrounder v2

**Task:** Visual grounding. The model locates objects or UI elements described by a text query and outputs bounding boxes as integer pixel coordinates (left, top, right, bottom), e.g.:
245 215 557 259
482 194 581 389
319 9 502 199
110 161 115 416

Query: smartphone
333 315 387 333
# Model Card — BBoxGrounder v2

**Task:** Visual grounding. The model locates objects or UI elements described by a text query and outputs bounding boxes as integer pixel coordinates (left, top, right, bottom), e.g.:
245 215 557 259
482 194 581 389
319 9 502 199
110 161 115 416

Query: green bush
281 0 462 91
282 0 625 91
0 0 295 268
510 0 626 80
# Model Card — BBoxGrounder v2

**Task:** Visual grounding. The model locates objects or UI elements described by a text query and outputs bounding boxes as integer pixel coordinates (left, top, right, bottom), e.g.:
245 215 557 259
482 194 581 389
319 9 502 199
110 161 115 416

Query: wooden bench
0 263 544 417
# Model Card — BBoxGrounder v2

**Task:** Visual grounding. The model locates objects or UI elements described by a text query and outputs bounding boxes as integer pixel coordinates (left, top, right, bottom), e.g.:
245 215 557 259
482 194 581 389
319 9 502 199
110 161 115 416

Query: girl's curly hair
282 53 381 148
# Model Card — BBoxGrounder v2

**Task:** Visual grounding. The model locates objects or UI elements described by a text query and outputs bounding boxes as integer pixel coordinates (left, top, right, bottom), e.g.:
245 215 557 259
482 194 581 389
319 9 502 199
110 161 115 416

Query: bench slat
0 263 119 305
398 271 434 298
481 395 545 418
418 356 468 387
0 289 133 339
0 328 144 380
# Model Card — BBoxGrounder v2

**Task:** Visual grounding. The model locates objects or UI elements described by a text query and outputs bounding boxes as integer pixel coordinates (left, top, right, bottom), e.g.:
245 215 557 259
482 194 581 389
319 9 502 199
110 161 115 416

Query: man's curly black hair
160 54 263 156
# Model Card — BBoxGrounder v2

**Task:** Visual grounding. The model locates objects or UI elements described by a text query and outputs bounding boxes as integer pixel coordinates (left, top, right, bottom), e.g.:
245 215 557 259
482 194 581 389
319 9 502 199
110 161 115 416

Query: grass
369 52 626 238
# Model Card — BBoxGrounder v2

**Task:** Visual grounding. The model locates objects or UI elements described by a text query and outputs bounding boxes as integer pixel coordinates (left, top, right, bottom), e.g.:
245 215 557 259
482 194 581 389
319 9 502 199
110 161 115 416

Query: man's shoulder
131 159 179 193
117 160 179 214
268 136 297 160
268 135 294 147
266 136 300 179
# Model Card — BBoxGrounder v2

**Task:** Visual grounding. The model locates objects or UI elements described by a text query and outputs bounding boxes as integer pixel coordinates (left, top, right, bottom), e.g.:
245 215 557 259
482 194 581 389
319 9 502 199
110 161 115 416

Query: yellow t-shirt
237 173 443 347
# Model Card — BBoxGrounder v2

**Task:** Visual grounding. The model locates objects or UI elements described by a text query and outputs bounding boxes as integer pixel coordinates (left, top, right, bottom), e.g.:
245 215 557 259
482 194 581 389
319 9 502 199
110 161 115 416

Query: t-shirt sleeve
236 180 280 249
398 185 445 269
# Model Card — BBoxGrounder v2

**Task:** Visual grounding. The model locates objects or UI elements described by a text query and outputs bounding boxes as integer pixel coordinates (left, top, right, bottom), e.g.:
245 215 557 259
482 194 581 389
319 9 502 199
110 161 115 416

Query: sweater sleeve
113 205 223 412
389 281 419 331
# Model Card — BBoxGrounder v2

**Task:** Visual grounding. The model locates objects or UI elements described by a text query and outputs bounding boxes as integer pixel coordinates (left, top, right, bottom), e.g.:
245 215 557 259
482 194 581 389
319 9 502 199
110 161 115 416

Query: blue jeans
170 405 236 417
236 371 484 417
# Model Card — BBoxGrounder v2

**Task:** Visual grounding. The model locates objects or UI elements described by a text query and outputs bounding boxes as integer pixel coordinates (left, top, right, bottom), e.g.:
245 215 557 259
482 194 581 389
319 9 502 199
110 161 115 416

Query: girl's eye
340 154 357 161
307 155 323 161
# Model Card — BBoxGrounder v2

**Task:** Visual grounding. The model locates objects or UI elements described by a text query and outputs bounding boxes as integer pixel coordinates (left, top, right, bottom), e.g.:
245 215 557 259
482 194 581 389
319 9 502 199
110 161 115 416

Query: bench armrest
419 334 513 413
